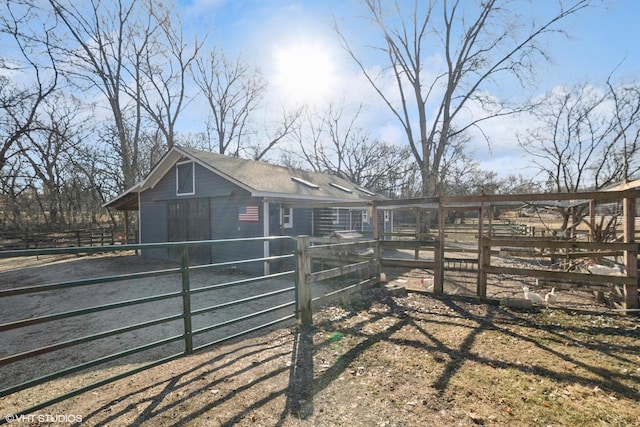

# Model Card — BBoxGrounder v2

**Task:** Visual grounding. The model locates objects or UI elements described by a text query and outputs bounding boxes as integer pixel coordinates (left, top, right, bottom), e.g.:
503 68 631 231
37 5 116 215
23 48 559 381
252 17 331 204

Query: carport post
296 235 312 326
181 245 194 353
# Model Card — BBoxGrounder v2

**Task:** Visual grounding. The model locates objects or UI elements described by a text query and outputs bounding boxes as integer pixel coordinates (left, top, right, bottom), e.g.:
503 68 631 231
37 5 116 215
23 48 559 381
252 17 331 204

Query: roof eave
102 183 142 210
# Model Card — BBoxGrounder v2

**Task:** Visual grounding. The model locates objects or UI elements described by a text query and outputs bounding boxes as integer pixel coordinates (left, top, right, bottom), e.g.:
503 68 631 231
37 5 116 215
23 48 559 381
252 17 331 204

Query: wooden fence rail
479 237 639 311
297 236 380 325
296 233 639 322
0 228 135 251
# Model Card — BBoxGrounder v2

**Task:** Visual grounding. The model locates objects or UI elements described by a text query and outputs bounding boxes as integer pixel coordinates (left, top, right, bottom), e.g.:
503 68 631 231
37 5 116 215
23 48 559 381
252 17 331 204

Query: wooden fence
0 228 134 251
296 236 380 325
479 237 639 310
296 232 639 320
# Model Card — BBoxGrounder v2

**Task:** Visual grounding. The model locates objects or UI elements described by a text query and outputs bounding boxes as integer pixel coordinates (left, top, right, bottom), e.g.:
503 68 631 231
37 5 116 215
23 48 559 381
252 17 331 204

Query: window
176 161 195 195
281 207 293 229
362 209 369 223
332 208 340 225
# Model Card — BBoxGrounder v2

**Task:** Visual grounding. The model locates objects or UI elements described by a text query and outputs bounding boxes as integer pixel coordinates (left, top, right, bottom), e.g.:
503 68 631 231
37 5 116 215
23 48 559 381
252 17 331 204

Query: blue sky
175 0 640 178
62 1 640 178
182 0 640 84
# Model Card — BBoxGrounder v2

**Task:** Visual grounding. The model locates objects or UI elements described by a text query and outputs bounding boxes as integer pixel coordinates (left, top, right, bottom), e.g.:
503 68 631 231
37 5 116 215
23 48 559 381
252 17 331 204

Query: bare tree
17 93 90 227
521 81 640 193
594 79 640 188
335 0 591 196
1 2 59 229
244 106 303 161
67 144 117 227
129 6 203 149
43 0 138 187
290 107 326 173
192 48 302 160
0 1 58 174
520 78 640 238
293 103 415 195
0 156 35 229
192 49 267 156
44 0 194 188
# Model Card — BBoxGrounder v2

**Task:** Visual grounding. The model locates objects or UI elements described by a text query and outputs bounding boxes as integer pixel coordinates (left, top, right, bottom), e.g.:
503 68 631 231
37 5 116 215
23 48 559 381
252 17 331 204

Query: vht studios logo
5 413 83 423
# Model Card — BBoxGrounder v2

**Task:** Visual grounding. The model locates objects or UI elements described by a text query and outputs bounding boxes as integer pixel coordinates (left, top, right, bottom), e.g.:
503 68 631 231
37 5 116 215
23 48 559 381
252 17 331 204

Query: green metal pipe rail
0 236 297 422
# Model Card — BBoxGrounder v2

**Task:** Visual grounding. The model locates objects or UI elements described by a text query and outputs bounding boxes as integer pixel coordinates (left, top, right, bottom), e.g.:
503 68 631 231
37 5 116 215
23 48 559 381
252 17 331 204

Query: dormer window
176 161 195 195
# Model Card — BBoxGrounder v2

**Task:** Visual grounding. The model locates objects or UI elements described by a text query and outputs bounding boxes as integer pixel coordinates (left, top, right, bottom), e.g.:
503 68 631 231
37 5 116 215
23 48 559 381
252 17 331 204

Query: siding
139 191 168 259
267 204 313 237
211 195 264 274
140 161 249 259
137 159 374 273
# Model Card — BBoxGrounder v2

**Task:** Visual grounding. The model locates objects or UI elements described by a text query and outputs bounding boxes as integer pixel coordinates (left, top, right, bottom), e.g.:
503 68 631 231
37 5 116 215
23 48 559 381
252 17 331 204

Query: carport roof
104 146 384 210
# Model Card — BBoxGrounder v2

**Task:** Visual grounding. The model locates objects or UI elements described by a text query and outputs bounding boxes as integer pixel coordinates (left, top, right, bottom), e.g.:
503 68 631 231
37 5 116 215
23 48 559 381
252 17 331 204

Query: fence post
181 245 194 352
434 202 445 294
478 239 489 299
296 235 312 326
477 204 487 298
623 197 638 312
414 210 420 260
373 239 381 282
433 238 443 294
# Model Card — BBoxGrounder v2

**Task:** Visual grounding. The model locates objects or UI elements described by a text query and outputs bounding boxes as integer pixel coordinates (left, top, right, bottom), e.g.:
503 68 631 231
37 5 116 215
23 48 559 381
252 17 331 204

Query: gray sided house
105 146 388 274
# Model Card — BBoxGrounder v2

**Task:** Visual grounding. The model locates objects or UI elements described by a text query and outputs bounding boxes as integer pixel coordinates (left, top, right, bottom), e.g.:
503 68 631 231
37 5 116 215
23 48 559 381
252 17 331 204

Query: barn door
168 201 186 261
167 199 210 263
187 199 210 263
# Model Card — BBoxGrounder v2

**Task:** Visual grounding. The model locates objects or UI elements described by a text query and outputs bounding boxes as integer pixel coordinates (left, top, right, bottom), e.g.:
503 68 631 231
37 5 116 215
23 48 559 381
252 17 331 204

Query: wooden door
168 201 186 260
167 199 210 263
187 199 210 263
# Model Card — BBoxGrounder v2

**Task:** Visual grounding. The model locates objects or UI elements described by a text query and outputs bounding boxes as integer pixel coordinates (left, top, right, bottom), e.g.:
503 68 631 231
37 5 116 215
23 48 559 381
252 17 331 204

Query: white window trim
176 160 195 196
281 207 293 229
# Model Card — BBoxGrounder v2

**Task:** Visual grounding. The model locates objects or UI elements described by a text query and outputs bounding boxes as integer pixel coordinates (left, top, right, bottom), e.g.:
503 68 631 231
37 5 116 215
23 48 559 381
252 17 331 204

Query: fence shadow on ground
8 290 639 425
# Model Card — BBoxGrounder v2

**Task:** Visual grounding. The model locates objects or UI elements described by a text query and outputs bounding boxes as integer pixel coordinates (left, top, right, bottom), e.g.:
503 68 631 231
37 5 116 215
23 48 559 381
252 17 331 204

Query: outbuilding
105 146 390 272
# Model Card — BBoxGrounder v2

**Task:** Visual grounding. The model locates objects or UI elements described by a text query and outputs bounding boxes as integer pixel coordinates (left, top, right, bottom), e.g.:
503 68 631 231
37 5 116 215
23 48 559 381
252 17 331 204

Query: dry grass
5 288 638 426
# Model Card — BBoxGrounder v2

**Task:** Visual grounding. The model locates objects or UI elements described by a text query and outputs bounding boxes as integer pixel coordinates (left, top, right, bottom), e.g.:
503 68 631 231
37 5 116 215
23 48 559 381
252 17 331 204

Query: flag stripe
239 205 259 222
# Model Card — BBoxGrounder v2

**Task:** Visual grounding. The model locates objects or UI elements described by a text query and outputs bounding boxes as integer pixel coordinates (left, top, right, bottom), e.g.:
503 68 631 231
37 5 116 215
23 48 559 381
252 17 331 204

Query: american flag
238 205 259 222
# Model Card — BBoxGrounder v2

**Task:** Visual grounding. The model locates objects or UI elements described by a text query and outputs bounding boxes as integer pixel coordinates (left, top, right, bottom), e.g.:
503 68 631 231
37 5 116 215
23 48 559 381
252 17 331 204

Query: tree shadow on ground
67 291 639 426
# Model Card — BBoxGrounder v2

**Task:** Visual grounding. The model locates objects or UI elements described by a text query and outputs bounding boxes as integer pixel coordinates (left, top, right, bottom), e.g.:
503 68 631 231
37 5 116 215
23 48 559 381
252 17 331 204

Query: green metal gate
0 236 296 422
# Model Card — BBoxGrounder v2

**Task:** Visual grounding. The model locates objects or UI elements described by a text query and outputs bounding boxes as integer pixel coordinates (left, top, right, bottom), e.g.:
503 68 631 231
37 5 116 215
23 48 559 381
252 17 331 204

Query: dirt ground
0 252 300 394
1 253 639 426
2 288 639 426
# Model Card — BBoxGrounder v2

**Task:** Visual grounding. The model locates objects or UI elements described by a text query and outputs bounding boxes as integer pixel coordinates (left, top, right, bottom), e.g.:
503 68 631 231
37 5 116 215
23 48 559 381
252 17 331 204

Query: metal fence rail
0 236 296 422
